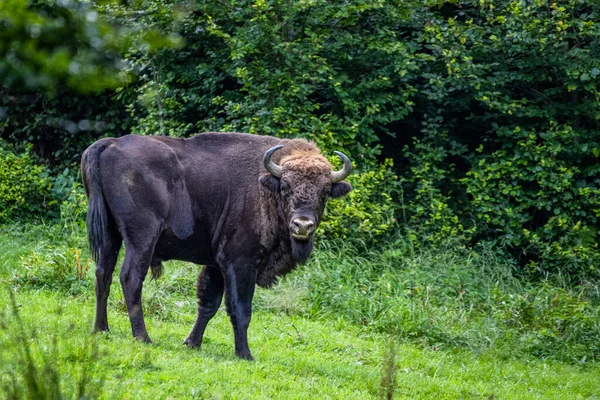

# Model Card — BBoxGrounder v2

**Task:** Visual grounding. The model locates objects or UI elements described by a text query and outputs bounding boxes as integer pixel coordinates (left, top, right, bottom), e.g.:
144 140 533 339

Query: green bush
465 124 600 278
0 141 89 226
320 159 400 241
126 0 416 159
0 142 52 222
399 0 600 279
402 120 472 244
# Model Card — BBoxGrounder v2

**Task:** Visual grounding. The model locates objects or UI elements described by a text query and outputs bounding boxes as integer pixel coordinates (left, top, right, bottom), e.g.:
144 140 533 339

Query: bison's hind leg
184 266 224 348
93 221 122 333
119 228 162 344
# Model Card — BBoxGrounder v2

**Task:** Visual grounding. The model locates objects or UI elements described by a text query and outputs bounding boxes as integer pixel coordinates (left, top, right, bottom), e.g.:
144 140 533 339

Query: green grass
1 224 600 399
2 290 600 399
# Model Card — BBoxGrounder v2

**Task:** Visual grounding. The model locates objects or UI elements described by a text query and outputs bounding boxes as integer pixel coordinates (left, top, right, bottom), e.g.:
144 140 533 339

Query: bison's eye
280 180 291 194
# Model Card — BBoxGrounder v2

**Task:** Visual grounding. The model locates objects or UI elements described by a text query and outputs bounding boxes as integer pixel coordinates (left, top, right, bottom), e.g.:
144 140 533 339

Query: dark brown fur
81 132 351 359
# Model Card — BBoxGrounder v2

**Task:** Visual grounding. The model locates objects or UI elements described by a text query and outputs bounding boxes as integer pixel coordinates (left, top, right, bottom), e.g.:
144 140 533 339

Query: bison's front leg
184 265 224 348
223 260 256 360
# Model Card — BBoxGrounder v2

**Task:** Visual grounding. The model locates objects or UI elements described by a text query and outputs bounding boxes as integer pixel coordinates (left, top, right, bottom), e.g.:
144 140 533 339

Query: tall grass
263 235 600 363
379 339 397 400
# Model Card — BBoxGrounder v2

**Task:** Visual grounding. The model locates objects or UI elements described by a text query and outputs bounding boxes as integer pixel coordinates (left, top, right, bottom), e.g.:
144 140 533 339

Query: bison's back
96 135 194 245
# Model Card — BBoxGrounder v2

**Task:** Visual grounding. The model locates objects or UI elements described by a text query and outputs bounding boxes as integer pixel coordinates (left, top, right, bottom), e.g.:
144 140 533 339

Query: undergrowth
263 235 600 363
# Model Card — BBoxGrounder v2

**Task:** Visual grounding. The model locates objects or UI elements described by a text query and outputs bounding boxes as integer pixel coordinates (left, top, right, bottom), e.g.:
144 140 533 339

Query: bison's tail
150 261 164 281
81 140 112 263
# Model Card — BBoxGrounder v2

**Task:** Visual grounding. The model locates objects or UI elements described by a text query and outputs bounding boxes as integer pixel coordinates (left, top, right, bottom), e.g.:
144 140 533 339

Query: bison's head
259 145 352 263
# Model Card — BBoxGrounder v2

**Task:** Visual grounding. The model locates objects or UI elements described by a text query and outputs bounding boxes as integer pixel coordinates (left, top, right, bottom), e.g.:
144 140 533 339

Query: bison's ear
331 181 352 198
260 174 280 193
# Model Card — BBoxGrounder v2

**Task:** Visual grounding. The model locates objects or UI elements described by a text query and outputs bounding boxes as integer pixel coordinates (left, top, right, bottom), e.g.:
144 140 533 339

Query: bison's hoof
236 351 255 361
92 326 109 334
183 337 201 348
134 335 152 344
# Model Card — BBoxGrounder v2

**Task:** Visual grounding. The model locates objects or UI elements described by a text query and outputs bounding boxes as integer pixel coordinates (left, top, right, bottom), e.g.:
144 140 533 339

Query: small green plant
52 169 88 236
14 245 92 295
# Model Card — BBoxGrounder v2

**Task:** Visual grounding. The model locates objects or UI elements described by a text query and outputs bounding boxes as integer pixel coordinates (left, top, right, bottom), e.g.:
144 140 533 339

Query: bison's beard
291 237 314 264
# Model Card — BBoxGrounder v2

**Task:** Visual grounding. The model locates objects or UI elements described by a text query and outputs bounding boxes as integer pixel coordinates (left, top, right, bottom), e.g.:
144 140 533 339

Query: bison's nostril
292 218 315 234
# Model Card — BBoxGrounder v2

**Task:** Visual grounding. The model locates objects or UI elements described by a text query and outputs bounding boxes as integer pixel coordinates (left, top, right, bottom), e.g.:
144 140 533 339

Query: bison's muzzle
291 216 315 240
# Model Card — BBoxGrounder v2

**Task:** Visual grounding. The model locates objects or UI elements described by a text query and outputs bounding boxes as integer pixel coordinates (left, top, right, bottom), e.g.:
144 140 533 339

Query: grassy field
1 225 599 399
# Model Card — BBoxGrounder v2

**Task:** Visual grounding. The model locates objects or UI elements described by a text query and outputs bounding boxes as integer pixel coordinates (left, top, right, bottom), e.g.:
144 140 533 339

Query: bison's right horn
264 145 283 178
331 151 352 182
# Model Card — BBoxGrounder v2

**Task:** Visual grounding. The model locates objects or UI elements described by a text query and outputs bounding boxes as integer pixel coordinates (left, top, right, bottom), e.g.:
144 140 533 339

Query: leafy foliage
400 0 600 278
1 0 600 279
125 0 416 158
0 141 52 222
0 0 180 93
0 0 180 167
321 159 400 241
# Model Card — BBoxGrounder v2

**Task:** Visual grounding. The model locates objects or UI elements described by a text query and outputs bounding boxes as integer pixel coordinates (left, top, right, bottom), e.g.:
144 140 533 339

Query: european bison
81 132 352 359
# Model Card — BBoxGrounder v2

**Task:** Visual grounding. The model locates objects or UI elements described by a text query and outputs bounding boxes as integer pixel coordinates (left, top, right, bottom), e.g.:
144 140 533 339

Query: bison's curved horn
264 145 283 178
331 151 352 182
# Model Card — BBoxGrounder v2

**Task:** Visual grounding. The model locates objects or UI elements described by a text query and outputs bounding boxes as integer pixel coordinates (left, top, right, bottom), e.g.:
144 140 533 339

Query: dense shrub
0 142 52 222
464 124 600 277
400 0 600 278
0 0 180 168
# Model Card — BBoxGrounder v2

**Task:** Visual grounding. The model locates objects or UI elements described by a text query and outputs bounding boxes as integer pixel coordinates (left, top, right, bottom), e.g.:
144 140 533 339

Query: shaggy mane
279 140 331 169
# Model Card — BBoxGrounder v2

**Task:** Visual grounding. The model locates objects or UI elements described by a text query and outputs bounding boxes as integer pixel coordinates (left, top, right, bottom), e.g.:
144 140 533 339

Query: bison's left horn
264 145 283 178
331 151 352 182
